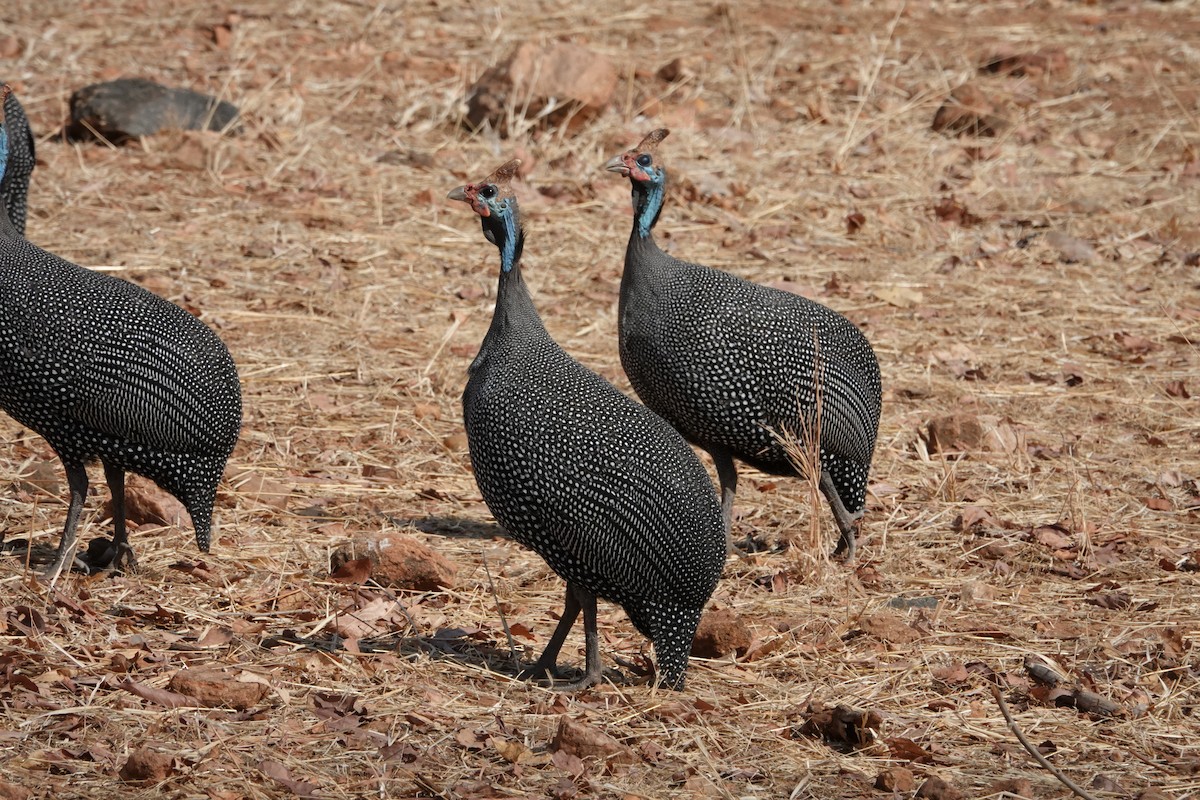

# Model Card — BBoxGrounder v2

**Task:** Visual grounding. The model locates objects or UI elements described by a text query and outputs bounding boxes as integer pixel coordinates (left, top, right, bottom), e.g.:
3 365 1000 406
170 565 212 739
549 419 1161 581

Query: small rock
234 471 291 511
551 716 635 764
1043 231 1098 264
119 747 173 784
876 767 916 792
960 580 995 606
0 780 31 800
1090 774 1125 793
1134 791 1175 800
916 775 964 800
168 668 269 710
103 473 190 528
691 608 752 658
466 42 617 135
17 460 60 497
0 36 23 59
656 57 693 83
987 777 1033 798
859 613 920 644
932 83 1007 137
67 77 240 142
924 414 984 454
330 534 458 591
798 702 883 748
980 47 1069 78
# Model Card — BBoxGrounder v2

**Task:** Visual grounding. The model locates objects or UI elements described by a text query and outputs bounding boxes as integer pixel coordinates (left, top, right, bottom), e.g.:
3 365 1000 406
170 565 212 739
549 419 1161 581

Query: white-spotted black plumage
606 129 882 559
450 160 725 690
0 85 241 582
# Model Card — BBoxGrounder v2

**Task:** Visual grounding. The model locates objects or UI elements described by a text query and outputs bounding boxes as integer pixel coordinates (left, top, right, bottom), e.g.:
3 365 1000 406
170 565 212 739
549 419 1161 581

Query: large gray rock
68 77 240 142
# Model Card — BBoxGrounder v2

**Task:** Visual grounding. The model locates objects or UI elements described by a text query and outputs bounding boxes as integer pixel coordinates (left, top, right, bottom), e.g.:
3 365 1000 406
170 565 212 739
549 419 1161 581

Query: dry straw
0 0 1196 797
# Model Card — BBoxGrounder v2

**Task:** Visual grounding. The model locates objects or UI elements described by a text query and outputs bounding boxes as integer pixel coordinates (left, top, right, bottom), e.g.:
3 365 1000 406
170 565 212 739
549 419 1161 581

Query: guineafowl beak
604 154 631 176
447 186 469 202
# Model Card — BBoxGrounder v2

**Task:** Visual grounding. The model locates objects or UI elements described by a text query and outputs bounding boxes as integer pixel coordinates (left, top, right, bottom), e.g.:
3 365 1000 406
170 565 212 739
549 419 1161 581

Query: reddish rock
925 414 984 454
980 47 1069 78
1135 791 1175 800
987 777 1033 798
466 42 617 134
916 775 964 800
959 580 995 606
0 781 31 800
119 747 173 784
925 414 1021 455
234 471 292 510
551 716 635 764
168 668 269 710
691 608 752 658
932 83 1007 137
17 460 60 497
859 613 920 644
876 767 916 792
103 473 189 528
330 534 458 591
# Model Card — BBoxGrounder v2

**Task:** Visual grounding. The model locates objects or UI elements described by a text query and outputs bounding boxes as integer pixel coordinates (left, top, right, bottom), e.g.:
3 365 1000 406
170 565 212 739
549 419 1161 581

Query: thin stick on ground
990 685 1099 800
482 553 519 665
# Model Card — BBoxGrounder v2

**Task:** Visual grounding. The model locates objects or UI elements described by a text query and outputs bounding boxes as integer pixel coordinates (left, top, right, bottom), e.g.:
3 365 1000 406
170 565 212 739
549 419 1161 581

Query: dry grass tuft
0 1 1198 797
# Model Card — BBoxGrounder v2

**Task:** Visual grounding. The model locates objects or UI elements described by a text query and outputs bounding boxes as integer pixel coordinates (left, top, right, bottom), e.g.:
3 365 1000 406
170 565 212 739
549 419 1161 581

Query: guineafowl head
448 159 524 272
605 128 669 238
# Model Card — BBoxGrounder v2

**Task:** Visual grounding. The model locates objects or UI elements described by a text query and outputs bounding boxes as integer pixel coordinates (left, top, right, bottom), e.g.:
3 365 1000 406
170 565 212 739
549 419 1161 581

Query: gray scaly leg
710 448 746 555
101 461 137 571
550 586 602 692
820 469 863 562
42 462 89 585
519 585 581 682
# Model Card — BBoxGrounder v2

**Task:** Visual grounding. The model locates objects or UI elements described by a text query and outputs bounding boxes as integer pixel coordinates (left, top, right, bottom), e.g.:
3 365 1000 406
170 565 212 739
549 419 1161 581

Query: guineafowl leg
101 462 137 572
518 586 581 681
42 462 89 585
820 469 863 561
710 449 746 555
549 586 602 692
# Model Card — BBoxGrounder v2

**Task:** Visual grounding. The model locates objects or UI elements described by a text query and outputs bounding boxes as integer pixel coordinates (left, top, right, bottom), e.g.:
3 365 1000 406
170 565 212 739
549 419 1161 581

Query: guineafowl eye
636 154 652 167
480 184 497 199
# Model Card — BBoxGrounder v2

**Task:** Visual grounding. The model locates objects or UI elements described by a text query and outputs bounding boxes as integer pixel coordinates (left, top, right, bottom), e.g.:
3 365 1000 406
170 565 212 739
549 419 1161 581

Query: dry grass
1 0 1198 797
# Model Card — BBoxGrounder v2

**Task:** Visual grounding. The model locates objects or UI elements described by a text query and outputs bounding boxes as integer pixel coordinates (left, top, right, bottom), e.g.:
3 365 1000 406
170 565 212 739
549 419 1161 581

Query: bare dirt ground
1 1 1198 797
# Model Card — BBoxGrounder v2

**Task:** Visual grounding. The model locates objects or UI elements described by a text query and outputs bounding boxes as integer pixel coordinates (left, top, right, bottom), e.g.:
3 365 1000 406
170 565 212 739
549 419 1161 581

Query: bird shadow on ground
385 514 507 541
261 623 553 682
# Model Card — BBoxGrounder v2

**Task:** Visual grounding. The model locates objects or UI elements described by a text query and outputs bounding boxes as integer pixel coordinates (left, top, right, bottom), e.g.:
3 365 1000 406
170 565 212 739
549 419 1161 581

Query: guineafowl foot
820 470 864 562
516 660 561 682
831 527 856 562
517 662 606 691
80 537 138 574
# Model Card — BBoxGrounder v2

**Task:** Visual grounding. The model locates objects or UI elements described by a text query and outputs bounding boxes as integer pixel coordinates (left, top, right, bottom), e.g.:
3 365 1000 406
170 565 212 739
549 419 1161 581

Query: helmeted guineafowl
0 84 34 236
605 129 882 560
449 160 725 691
0 85 242 583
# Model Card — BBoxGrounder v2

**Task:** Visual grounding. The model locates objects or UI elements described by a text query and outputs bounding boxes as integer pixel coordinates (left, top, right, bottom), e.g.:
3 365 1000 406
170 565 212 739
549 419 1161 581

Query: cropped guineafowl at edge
448 160 726 691
0 85 242 583
605 129 882 560
0 83 34 237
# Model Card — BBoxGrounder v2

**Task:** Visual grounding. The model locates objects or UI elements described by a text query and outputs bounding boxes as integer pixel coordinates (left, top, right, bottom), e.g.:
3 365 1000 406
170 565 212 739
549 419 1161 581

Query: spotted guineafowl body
450 160 725 691
0 85 241 581
0 85 34 236
606 130 882 559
